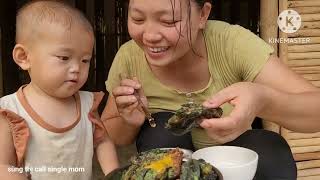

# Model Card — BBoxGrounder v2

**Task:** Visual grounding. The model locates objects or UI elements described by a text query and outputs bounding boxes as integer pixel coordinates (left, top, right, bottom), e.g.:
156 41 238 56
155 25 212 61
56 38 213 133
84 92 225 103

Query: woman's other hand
199 82 269 143
112 77 147 127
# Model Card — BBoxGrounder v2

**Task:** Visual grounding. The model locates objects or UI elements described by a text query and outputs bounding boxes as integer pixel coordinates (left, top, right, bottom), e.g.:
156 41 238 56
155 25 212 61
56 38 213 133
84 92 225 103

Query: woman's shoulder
206 20 253 39
206 20 231 31
111 40 145 69
111 40 148 75
117 40 143 57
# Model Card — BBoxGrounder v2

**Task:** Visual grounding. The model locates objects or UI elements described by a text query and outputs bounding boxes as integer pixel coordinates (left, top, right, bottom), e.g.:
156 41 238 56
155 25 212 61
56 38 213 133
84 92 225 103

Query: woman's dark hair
170 0 212 57
194 0 212 8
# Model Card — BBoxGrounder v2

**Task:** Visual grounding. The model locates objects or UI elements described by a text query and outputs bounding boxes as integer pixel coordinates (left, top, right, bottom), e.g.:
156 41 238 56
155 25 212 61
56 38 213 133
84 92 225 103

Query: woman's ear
12 44 30 70
199 2 212 29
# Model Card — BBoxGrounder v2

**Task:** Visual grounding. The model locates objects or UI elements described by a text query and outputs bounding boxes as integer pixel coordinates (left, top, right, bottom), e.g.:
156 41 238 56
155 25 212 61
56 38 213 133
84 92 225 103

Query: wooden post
279 0 288 64
260 0 280 133
260 0 279 55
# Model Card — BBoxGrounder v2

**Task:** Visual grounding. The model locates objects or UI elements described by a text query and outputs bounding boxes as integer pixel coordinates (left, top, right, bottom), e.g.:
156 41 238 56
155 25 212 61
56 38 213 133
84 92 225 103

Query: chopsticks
119 74 156 128
132 89 156 127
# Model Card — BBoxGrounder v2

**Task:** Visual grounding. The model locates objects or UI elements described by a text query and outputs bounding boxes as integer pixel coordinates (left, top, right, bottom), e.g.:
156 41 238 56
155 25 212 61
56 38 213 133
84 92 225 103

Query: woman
102 0 320 179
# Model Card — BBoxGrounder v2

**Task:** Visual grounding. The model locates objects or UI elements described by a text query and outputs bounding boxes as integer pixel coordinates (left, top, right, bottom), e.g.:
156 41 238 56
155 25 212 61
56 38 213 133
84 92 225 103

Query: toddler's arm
96 134 119 175
0 114 28 180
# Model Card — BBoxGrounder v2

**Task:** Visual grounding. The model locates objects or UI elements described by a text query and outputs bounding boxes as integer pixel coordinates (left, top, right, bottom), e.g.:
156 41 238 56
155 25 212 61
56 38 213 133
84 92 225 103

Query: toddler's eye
82 59 91 64
57 56 70 61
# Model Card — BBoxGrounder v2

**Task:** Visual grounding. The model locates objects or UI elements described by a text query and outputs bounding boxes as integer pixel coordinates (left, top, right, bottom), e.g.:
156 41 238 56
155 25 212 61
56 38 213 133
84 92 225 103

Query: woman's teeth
148 47 169 53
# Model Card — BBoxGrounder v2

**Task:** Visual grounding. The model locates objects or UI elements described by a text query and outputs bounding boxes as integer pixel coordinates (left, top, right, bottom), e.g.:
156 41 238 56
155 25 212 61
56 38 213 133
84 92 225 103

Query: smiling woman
102 0 320 179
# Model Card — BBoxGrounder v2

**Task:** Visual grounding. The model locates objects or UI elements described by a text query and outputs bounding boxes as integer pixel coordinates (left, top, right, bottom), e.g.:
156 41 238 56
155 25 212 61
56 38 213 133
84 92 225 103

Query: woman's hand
200 82 269 143
112 77 147 127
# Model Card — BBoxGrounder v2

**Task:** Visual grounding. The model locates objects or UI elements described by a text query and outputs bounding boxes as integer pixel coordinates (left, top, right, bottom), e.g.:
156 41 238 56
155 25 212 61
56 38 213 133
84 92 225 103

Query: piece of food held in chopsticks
165 102 223 136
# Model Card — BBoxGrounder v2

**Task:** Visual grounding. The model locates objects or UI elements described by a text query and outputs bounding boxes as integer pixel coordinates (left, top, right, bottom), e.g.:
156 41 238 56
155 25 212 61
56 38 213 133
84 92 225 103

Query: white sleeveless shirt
0 87 101 180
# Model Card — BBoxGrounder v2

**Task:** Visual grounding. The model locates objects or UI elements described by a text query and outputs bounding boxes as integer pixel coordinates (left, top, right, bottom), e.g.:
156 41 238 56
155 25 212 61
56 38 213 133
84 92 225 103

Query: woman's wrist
121 115 144 129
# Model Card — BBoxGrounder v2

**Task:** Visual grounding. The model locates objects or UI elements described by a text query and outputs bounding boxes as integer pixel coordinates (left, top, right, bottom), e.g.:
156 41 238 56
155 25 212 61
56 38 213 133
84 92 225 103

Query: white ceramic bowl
192 146 258 180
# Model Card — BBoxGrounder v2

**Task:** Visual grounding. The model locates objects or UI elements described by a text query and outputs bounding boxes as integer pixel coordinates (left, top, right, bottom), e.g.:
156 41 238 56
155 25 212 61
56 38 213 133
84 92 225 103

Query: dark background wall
1 0 19 95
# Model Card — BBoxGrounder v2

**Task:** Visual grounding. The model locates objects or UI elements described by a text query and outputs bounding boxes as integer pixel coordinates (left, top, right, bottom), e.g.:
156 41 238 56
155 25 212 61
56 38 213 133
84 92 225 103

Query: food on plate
105 148 221 180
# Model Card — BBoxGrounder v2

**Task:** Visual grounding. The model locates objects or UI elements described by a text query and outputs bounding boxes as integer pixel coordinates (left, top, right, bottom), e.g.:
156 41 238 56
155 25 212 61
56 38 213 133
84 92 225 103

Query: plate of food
104 148 223 180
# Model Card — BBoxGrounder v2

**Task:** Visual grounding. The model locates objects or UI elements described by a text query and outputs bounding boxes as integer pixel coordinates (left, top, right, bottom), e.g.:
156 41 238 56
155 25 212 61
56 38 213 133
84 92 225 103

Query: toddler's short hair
16 0 93 44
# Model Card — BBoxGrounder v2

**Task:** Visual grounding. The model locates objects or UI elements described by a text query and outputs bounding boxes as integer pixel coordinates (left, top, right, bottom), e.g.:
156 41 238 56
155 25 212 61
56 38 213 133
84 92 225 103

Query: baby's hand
112 77 147 127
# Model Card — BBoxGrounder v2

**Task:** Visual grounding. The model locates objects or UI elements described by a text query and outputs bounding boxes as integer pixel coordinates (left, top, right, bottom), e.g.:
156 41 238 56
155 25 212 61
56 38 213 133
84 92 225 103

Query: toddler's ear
12 44 30 70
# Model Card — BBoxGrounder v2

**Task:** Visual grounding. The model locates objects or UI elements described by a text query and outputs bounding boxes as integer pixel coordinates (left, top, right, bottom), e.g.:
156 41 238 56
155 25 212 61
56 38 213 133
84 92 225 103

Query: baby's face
27 22 94 98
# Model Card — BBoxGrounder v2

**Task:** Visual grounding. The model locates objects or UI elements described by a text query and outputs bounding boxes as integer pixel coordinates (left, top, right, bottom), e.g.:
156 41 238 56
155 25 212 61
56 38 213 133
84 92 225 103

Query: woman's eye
57 56 69 61
131 18 144 24
162 20 180 26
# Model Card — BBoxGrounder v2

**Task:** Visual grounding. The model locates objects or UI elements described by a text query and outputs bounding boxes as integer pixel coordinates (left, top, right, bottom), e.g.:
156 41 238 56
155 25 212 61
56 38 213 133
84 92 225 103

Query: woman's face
128 0 206 67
